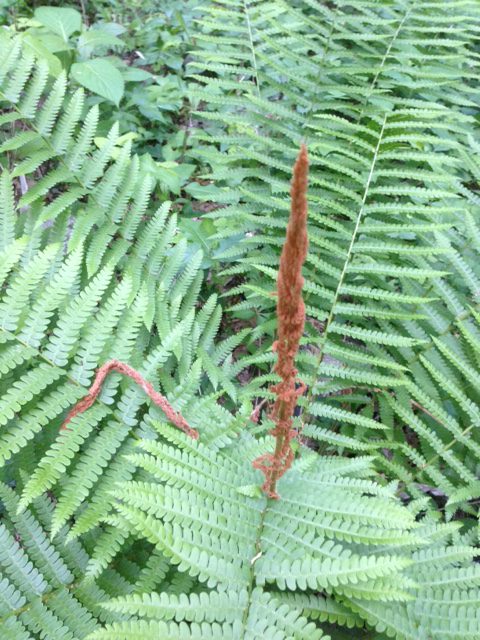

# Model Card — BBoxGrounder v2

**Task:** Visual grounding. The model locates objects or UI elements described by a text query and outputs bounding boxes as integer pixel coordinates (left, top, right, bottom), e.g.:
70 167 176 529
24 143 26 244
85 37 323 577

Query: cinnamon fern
189 0 480 513
0 2 480 638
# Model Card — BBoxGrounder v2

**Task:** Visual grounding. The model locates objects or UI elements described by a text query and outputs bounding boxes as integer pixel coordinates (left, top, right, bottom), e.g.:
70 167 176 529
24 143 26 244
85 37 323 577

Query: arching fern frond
0 482 134 639
0 226 237 544
83 427 480 640
188 0 480 493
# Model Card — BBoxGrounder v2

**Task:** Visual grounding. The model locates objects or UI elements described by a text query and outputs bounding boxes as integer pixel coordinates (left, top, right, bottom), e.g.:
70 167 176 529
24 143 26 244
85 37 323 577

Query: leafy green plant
3 117 479 638
0 483 130 639
188 0 480 505
1 2 480 639
7 3 196 168
15 6 126 104
85 428 480 640
0 27 241 548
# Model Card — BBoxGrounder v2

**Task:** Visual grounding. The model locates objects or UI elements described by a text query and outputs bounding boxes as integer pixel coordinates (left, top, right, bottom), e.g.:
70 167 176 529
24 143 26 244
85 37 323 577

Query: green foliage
14 6 127 101
1 2 480 639
189 0 480 512
70 59 124 106
0 482 131 639
83 429 480 640
4 2 196 165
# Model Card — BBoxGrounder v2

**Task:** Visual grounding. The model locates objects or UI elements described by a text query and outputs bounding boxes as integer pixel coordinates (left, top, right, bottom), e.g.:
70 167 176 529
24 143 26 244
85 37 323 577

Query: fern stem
419 425 475 475
266 398 288 494
243 0 261 98
240 503 268 635
301 3 338 141
357 5 412 123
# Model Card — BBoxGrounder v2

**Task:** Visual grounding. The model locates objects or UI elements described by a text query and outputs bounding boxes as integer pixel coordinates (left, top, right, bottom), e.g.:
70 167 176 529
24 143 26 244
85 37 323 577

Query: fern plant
0 28 244 571
81 427 480 640
0 482 135 639
0 224 244 553
300 138 480 525
187 0 480 504
1 5 480 640
188 1 477 344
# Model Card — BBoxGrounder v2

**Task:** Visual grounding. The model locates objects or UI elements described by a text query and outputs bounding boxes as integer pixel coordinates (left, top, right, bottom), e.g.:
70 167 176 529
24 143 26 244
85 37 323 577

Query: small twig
78 0 89 26
410 399 447 428
18 175 30 214
61 360 199 440
250 397 268 423
19 175 28 195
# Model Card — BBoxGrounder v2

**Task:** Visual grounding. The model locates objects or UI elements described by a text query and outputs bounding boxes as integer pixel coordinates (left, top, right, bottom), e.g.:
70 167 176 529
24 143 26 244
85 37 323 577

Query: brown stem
61 360 198 440
266 399 288 496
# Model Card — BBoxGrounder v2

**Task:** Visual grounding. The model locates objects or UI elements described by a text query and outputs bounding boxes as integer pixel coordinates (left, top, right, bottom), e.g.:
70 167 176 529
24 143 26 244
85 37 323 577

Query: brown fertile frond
253 144 309 498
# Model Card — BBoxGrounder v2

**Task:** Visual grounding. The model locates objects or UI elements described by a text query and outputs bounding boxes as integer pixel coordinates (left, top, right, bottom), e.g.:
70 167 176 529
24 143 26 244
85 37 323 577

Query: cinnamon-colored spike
253 144 309 498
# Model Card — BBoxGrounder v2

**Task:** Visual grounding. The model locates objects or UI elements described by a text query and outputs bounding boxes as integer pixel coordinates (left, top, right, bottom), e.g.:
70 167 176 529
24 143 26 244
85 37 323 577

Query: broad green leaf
157 161 195 194
122 68 154 82
77 29 125 56
32 32 72 54
71 59 124 106
34 7 82 41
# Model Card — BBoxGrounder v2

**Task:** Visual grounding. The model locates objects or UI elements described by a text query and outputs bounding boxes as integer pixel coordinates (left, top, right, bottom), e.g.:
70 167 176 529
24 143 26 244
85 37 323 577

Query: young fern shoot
253 144 309 498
